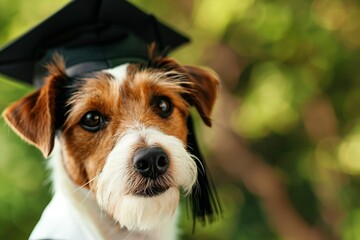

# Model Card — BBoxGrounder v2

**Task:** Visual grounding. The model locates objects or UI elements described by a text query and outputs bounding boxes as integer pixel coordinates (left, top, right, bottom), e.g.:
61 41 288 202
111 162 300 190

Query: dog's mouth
136 185 170 197
130 175 174 197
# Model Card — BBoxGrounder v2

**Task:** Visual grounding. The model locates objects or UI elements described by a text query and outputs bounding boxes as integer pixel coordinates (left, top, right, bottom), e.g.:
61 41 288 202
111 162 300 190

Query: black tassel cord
186 116 222 229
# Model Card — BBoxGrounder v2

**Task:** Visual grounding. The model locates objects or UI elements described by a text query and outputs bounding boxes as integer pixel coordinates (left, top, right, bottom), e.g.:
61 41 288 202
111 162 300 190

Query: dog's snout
134 147 169 179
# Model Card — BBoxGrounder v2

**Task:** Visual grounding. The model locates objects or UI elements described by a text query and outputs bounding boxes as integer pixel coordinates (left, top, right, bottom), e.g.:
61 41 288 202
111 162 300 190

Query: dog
2 53 220 239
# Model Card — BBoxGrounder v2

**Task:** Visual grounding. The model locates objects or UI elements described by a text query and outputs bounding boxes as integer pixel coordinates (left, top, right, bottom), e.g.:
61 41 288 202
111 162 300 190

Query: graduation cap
0 0 189 86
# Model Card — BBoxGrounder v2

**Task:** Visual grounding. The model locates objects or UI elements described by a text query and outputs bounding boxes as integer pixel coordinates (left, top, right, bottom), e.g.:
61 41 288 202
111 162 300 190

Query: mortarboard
0 0 189 86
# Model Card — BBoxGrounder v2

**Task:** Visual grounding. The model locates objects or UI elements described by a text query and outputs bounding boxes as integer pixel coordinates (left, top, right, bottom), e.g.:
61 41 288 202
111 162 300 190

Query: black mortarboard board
0 0 189 86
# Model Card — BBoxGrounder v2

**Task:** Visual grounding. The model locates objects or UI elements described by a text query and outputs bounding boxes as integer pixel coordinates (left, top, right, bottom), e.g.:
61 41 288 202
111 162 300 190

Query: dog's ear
2 56 67 157
147 56 219 126
182 66 221 226
183 65 219 127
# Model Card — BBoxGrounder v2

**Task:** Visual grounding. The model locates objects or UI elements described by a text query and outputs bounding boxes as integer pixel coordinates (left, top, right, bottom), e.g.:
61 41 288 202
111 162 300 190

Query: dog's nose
134 147 169 179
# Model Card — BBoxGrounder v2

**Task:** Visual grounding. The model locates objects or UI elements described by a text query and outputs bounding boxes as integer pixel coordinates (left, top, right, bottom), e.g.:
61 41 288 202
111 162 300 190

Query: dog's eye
152 96 173 118
80 111 105 132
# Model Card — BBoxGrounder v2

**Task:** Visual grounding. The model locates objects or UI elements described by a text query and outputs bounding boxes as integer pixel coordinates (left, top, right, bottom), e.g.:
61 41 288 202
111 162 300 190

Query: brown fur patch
61 65 192 188
148 57 220 126
2 55 67 156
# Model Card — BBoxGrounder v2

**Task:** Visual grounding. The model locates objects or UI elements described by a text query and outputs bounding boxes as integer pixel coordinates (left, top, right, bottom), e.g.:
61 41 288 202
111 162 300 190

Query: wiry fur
2 54 220 239
97 125 197 231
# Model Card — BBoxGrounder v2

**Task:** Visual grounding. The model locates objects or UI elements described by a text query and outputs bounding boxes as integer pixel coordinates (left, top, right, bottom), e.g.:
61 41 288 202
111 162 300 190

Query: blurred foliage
0 0 359 239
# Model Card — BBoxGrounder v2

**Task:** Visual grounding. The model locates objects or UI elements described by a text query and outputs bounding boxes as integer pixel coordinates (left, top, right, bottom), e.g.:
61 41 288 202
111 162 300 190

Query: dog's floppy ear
147 55 219 125
183 65 219 126
183 65 221 226
2 56 67 157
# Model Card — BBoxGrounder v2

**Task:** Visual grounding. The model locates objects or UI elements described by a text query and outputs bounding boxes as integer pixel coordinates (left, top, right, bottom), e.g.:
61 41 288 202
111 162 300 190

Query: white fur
96 124 197 231
30 140 179 240
103 63 129 84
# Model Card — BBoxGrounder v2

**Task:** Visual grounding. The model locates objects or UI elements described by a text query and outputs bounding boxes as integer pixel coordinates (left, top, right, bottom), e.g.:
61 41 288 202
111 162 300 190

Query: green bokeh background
0 0 359 239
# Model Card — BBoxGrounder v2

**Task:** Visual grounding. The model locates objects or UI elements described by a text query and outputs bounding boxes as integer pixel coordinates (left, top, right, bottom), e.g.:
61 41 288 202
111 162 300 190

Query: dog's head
2 54 220 230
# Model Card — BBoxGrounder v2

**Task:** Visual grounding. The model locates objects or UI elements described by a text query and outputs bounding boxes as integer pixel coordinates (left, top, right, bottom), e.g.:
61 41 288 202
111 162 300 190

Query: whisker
79 189 92 206
71 175 100 194
123 228 136 240
190 154 205 174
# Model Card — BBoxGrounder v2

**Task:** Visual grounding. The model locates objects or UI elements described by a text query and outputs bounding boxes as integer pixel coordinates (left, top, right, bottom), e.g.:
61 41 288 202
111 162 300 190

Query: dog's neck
29 140 177 240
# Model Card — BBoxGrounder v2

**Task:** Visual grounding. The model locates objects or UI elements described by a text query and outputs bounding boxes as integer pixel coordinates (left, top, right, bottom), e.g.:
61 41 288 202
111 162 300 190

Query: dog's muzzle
133 147 172 197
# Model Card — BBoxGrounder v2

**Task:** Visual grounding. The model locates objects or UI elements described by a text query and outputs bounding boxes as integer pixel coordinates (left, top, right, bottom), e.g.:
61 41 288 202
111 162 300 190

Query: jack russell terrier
2 52 220 239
